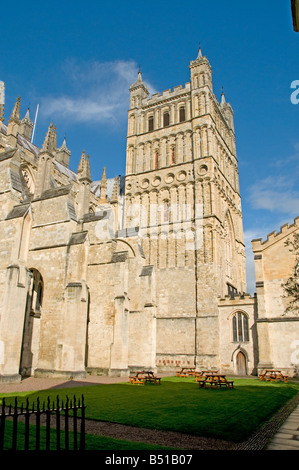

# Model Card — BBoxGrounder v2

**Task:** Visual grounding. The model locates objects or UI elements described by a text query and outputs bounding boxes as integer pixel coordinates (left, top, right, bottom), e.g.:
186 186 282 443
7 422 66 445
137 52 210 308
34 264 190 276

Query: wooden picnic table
198 374 234 389
176 367 196 378
129 371 145 385
143 370 161 385
195 370 219 381
259 370 288 383
129 370 161 385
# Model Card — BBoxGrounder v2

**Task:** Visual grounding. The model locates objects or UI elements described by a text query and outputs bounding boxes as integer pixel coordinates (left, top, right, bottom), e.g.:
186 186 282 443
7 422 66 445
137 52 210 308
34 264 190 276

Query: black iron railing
0 394 86 451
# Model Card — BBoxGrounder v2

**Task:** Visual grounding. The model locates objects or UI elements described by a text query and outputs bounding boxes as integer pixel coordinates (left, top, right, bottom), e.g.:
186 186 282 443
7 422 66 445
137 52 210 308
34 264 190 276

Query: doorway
236 351 247 376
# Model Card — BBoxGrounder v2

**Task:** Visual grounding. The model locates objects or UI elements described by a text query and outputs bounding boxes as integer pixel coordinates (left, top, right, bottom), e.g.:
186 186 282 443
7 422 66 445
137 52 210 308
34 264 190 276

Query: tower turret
129 69 149 110
19 108 33 141
220 89 235 133
55 137 71 167
189 44 213 92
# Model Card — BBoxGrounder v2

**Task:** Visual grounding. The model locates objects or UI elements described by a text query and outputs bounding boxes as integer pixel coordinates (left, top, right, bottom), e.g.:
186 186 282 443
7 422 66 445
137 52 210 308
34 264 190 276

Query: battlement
218 293 255 306
145 82 191 106
252 217 299 251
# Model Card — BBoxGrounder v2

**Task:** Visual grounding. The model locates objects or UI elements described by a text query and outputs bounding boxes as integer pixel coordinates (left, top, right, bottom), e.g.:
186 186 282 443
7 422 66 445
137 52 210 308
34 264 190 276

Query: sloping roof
0 123 40 159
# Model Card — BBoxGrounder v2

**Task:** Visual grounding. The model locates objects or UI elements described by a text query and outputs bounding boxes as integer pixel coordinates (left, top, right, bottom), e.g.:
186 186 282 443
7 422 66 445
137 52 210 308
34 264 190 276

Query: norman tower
125 47 246 369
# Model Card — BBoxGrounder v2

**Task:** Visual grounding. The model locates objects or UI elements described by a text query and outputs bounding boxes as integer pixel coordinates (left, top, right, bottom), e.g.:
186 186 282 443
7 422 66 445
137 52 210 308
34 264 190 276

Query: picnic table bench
176 367 196 378
143 371 161 385
129 371 145 385
195 370 219 381
129 370 161 385
198 374 234 389
259 370 288 383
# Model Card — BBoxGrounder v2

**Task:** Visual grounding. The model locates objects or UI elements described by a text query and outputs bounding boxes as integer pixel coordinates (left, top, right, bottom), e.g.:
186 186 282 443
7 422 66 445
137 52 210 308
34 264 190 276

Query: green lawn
1 377 298 447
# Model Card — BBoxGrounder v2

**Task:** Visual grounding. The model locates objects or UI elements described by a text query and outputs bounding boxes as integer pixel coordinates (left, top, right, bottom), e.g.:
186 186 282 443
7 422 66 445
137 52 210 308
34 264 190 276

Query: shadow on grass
1 378 299 444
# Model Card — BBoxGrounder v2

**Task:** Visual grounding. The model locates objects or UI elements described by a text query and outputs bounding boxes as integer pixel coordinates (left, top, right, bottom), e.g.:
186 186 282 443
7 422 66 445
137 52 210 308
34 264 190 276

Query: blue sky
1 0 298 293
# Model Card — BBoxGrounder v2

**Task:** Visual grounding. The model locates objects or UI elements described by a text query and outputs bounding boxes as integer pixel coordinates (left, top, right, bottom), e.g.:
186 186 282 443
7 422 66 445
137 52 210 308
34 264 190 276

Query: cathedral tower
125 47 246 369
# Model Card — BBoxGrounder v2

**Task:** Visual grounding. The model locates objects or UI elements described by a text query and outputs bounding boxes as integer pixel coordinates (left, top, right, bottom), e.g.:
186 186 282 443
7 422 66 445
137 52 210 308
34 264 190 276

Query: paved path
265 404 299 450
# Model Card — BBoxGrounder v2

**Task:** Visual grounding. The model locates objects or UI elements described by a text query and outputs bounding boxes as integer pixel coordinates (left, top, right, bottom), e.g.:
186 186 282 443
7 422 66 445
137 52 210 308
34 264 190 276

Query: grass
1 377 299 449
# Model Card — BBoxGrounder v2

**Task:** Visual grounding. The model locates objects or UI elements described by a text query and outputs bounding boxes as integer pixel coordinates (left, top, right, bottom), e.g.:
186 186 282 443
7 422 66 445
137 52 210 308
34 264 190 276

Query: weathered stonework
252 218 299 377
0 47 297 382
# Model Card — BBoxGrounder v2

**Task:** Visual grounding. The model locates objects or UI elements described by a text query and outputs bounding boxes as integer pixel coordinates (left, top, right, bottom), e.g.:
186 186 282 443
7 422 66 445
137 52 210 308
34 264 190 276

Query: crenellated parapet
218 293 256 306
252 217 299 252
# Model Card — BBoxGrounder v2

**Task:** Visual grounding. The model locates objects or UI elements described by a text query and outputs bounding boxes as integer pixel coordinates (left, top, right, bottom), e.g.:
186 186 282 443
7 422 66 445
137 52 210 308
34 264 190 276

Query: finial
9 96 21 124
221 87 226 106
99 167 108 203
111 176 119 204
77 150 91 180
41 122 57 155
197 41 203 59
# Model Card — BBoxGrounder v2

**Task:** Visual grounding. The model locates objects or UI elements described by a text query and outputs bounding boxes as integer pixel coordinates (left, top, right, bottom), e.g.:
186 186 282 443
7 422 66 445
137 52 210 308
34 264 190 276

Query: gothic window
29 269 44 314
163 111 169 127
179 107 185 122
232 312 249 343
148 116 154 132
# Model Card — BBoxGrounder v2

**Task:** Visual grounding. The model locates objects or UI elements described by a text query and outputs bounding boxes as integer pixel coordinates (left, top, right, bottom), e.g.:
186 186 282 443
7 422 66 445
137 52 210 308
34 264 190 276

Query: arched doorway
236 351 247 376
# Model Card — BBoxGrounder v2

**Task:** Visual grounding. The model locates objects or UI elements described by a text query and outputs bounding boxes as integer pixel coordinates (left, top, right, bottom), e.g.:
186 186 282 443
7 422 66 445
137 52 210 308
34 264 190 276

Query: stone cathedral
0 47 298 383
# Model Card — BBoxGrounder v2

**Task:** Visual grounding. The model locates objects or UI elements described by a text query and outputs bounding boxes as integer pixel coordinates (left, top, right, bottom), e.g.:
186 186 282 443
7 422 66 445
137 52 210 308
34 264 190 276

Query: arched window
163 111 169 127
29 269 44 314
163 200 170 223
148 116 154 132
232 312 249 342
154 151 159 170
179 107 185 122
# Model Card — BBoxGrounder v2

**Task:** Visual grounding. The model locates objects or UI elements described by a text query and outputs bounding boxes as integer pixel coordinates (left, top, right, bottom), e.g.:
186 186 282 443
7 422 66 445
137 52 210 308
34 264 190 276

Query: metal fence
0 394 86 451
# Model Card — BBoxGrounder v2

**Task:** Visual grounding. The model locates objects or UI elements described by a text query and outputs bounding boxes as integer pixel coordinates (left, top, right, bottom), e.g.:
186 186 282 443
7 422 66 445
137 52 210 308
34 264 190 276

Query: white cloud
249 175 299 215
39 59 156 125
248 143 299 216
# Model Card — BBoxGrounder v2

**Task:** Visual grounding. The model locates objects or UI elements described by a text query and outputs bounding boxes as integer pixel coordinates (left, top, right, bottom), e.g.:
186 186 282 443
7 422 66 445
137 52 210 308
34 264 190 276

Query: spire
56 136 71 167
35 123 56 198
221 87 226 106
23 107 31 121
41 123 57 155
129 67 149 104
7 96 21 140
77 150 91 181
197 42 203 60
20 108 33 141
52 124 57 152
9 96 21 124
137 66 142 83
99 167 108 203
